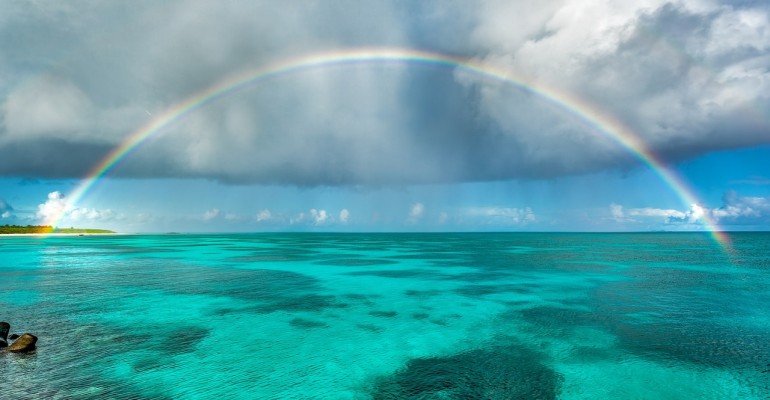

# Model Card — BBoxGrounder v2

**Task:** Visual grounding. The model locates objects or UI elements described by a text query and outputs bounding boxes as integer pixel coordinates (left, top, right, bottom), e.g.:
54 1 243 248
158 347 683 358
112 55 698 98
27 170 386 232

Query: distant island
0 225 115 234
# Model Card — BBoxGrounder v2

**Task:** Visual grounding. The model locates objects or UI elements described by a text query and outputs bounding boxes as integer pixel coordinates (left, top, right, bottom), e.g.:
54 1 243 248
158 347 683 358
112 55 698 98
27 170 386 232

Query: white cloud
36 191 116 226
628 207 687 219
339 209 349 223
256 209 272 222
688 204 705 224
711 191 770 223
290 212 306 225
37 191 69 225
609 203 628 222
613 191 770 228
68 207 115 222
283 208 351 226
0 198 12 219
464 206 536 224
408 202 425 223
310 208 329 225
202 208 220 221
610 203 623 218
621 204 704 225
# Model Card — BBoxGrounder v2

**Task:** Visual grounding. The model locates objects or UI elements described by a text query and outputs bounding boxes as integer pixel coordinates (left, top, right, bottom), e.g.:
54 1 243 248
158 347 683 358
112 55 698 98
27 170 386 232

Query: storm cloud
1 0 769 185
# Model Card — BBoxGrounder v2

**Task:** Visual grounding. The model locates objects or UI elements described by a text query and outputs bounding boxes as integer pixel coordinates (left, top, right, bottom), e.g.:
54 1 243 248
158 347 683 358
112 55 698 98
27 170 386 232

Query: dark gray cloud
0 139 114 178
1 0 769 185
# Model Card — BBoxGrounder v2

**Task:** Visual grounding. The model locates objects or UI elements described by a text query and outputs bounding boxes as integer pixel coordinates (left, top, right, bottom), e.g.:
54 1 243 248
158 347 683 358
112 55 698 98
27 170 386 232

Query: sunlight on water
1 233 768 399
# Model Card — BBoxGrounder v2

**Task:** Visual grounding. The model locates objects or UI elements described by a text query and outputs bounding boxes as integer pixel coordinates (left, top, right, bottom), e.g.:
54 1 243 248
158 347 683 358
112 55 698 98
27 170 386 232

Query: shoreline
0 233 128 237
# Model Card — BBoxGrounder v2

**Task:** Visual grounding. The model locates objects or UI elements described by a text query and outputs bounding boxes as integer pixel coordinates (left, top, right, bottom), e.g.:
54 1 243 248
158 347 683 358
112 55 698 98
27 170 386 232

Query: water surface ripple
1 233 768 398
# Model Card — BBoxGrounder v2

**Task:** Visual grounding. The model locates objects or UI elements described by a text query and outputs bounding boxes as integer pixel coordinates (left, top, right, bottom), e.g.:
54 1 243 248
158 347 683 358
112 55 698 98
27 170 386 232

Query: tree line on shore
0 225 114 234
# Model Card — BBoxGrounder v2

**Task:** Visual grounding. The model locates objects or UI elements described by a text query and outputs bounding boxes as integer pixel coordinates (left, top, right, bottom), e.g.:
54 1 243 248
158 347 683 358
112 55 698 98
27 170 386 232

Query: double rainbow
48 48 729 248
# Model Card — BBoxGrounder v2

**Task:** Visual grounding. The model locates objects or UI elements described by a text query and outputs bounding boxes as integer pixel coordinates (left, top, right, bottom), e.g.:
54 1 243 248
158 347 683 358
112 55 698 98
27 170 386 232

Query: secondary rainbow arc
47 47 730 248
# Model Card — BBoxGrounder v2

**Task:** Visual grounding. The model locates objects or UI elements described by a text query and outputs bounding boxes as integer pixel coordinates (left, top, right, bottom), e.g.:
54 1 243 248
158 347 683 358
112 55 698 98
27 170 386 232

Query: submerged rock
0 321 9 347
8 333 37 353
9 333 19 340
0 321 9 341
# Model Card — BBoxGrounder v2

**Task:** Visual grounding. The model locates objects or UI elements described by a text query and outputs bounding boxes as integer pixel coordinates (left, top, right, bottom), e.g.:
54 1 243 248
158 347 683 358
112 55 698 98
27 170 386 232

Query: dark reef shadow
370 344 562 399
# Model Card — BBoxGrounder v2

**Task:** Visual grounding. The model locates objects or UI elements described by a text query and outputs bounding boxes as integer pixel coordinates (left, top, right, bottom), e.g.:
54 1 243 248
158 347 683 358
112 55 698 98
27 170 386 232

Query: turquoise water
1 232 768 399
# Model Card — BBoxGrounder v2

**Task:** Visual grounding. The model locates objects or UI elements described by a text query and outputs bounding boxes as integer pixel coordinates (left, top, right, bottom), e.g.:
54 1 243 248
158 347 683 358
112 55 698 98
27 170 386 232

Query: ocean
1 232 768 399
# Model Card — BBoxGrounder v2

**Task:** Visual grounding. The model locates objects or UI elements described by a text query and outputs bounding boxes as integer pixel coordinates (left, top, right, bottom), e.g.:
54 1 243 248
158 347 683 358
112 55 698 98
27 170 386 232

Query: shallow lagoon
1 233 768 398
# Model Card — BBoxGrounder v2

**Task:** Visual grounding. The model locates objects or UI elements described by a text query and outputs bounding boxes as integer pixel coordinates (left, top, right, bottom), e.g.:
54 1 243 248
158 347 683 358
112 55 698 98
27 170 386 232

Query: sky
0 0 769 233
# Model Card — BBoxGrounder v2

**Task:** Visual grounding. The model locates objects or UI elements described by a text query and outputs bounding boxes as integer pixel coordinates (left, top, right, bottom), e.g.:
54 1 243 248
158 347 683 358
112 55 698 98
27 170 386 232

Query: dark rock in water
9 333 19 340
8 333 37 353
0 339 6 348
0 321 9 341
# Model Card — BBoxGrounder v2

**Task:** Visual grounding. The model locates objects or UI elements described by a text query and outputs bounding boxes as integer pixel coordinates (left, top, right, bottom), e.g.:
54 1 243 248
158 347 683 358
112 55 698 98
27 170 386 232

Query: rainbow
48 47 730 247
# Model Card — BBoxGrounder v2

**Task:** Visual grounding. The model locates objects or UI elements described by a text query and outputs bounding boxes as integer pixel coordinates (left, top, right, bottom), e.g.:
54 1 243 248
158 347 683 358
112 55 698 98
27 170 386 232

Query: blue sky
1 1 769 232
